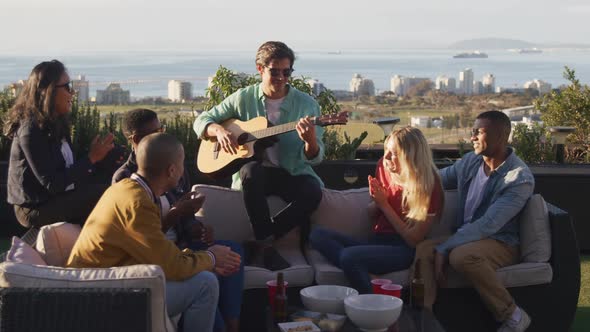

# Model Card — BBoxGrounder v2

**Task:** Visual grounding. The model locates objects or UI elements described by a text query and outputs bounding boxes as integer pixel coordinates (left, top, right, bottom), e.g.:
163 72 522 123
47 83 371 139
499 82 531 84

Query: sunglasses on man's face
56 81 73 93
266 67 294 78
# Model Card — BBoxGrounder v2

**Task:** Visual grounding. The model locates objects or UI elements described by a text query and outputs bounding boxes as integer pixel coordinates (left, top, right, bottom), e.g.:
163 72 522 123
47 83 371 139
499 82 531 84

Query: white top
159 195 178 242
463 162 489 224
60 139 75 191
262 97 285 167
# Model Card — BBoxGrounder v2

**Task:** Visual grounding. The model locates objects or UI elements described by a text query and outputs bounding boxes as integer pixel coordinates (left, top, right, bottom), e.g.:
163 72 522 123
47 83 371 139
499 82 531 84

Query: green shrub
511 123 554 164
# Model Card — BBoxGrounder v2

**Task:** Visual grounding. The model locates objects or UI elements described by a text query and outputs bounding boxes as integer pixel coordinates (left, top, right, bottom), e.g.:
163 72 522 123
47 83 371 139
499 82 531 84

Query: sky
2 0 590 54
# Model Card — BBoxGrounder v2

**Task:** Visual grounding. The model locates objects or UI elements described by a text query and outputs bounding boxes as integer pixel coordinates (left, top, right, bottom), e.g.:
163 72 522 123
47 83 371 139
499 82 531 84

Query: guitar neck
247 118 321 142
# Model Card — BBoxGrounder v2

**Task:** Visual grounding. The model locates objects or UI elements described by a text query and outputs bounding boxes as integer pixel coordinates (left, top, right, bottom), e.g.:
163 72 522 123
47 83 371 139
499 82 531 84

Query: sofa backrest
35 222 82 267
194 185 551 264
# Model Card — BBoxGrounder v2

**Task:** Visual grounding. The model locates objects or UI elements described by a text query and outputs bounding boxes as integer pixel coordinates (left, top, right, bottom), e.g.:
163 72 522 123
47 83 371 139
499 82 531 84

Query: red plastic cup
266 279 289 309
370 279 392 294
380 283 403 298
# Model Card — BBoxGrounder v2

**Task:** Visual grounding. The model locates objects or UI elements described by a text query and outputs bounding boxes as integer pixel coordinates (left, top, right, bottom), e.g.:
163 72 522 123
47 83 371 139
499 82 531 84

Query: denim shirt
435 148 534 256
193 83 324 189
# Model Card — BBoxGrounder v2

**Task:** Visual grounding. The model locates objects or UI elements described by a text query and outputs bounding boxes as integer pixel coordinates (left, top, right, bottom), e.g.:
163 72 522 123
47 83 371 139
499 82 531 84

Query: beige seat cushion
0 262 175 332
194 184 314 290
35 222 82 267
443 262 553 288
311 188 372 239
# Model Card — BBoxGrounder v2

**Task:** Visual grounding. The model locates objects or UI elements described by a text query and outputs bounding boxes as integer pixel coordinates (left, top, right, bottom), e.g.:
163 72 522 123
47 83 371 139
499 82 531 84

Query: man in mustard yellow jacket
68 133 241 332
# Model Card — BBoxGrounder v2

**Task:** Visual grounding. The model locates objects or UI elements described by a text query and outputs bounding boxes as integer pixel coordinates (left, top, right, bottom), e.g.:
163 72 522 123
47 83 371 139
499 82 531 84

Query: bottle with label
411 259 425 308
273 272 288 323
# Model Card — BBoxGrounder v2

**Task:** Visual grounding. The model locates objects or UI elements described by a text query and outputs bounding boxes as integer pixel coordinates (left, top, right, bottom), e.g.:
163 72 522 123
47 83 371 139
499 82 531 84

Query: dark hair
4 60 69 139
255 41 296 68
476 110 511 137
123 108 158 137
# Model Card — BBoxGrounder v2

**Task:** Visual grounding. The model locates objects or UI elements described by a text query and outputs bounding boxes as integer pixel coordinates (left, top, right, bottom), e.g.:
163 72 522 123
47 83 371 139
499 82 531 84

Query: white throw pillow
6 236 46 265
35 222 82 267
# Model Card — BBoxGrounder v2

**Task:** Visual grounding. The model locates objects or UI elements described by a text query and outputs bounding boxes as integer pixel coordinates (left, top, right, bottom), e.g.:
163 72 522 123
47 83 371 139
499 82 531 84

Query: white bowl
300 285 359 314
344 294 403 332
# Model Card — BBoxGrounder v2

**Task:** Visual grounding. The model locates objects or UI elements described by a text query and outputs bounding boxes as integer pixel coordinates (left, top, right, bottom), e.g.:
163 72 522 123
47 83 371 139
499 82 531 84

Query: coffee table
266 305 445 332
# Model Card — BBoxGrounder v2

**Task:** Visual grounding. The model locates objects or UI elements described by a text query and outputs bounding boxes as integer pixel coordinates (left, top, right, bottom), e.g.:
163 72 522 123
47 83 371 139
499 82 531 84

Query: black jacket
7 120 94 206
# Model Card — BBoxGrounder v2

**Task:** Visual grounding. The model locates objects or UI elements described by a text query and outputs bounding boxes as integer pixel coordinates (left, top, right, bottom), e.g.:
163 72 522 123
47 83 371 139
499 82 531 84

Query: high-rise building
482 74 496 94
473 81 484 95
168 80 193 102
435 75 456 93
390 75 430 96
72 75 90 103
307 79 326 95
96 83 130 105
524 79 552 95
459 68 474 95
350 74 375 96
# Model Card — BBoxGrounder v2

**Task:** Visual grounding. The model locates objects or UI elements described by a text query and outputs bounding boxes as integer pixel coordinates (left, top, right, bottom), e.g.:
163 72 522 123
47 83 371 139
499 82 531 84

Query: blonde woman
310 127 443 294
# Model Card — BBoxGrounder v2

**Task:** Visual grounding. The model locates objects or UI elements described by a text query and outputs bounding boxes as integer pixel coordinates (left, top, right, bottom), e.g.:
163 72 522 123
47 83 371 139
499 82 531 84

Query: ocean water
1 48 589 98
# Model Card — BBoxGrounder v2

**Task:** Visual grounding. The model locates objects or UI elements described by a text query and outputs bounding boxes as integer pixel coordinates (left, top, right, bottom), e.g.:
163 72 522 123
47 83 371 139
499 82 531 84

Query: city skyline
2 0 590 54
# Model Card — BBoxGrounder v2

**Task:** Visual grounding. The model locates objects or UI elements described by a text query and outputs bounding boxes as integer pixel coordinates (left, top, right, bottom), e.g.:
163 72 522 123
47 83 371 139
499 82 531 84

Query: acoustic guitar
197 112 348 178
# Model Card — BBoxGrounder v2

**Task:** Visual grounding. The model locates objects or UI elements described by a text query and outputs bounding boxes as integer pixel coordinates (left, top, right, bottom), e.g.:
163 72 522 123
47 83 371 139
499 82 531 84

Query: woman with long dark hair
5 60 115 229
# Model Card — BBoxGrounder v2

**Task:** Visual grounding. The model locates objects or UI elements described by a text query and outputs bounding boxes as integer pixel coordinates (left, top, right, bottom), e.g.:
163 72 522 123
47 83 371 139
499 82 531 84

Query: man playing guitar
193 41 325 270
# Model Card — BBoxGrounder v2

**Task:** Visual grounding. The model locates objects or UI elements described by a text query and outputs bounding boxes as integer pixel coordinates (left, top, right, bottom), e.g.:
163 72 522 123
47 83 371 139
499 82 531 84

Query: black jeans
14 183 108 228
239 161 322 242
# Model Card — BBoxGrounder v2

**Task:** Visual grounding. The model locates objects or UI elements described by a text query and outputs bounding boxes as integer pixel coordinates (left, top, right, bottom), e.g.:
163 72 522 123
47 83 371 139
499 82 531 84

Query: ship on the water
453 51 488 59
518 48 543 54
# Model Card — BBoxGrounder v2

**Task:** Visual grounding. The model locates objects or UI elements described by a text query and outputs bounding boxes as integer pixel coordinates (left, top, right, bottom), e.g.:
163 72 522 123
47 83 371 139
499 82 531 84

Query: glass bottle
411 259 425 308
273 272 288 323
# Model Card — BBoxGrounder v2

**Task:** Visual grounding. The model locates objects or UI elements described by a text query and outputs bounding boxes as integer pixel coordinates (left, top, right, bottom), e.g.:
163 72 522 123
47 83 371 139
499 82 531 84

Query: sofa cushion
443 262 553 288
193 184 313 289
0 262 174 332
311 188 372 240
519 195 551 263
35 222 82 267
307 249 411 287
6 237 47 266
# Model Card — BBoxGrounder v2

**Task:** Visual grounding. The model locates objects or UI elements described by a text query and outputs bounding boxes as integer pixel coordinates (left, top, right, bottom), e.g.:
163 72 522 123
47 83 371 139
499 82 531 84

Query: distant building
524 79 552 95
435 75 456 93
459 68 474 95
496 86 527 94
72 75 90 103
411 116 430 128
390 75 430 96
168 80 193 102
482 74 496 94
473 81 484 95
349 74 375 96
307 79 326 95
96 83 130 105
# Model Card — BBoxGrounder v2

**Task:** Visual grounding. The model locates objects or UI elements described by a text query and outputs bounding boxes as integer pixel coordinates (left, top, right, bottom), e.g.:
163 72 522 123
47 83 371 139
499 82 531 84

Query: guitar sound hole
237 133 249 145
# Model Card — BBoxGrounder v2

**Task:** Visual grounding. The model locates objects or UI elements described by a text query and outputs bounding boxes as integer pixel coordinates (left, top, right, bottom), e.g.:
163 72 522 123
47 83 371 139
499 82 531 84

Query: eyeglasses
265 67 294 78
56 81 73 93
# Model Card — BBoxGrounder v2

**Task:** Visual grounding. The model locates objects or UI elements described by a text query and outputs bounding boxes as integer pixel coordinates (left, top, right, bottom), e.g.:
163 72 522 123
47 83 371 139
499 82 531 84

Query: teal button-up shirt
193 83 325 189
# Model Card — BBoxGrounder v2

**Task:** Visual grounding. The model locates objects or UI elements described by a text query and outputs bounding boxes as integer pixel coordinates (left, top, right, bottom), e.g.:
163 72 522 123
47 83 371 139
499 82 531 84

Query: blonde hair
384 127 441 222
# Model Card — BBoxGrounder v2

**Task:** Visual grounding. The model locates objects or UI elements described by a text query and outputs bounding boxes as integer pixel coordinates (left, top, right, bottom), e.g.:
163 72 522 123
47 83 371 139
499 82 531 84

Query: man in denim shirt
415 111 534 332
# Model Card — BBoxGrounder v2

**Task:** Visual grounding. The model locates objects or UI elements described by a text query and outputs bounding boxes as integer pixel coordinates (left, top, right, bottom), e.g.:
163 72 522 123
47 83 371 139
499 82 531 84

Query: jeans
166 271 219 332
188 240 245 332
310 228 415 294
240 162 322 242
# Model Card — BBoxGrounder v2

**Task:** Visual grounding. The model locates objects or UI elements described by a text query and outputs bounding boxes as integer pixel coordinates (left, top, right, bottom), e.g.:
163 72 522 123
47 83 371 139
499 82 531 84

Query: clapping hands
368 175 388 207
